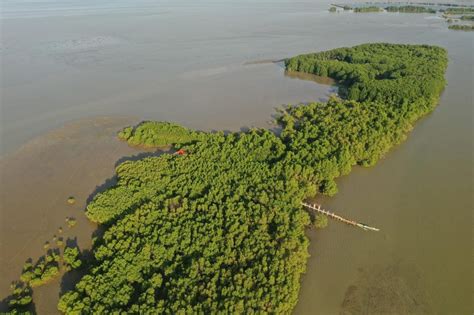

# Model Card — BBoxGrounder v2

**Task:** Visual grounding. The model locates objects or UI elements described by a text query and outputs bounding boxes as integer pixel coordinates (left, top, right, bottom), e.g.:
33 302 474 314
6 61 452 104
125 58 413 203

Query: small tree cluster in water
20 250 61 288
5 242 83 314
56 44 447 313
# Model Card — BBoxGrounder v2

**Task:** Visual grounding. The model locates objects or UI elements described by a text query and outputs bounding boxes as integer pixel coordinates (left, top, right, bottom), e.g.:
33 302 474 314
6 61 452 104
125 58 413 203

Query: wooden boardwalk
301 202 380 232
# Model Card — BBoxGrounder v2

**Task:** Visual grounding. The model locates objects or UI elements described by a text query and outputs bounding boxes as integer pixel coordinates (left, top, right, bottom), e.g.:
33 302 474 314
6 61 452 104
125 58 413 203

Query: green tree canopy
58 43 447 314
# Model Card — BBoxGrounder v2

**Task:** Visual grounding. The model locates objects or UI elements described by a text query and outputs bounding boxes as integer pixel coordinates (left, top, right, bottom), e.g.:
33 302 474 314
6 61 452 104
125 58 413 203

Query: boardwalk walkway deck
301 202 380 232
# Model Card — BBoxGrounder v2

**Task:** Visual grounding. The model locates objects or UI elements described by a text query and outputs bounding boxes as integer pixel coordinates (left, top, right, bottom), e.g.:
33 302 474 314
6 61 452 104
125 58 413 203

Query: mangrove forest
5 43 448 314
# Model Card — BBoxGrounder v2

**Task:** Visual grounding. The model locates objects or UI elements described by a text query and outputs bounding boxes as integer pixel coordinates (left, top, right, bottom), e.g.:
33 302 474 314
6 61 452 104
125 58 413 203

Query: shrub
314 214 329 229
66 217 77 228
63 246 82 270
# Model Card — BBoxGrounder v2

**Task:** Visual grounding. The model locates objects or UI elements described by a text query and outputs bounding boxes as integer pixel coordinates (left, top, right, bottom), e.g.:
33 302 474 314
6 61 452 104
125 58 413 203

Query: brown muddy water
1 0 473 314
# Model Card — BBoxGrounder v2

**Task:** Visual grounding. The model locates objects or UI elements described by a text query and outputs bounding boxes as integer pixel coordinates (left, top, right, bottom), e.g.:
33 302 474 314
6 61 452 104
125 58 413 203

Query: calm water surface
1 1 472 314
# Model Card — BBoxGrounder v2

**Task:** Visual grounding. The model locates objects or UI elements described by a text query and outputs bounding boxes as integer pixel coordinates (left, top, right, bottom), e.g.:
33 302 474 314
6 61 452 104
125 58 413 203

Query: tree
63 246 82 270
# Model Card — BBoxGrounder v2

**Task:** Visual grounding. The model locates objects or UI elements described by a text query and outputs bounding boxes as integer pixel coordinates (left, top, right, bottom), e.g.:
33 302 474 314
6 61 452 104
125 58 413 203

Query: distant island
5 43 448 314
349 5 436 13
329 3 474 32
329 2 473 14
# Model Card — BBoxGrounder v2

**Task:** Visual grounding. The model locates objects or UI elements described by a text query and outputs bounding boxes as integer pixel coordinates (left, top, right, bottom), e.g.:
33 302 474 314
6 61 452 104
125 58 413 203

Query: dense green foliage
385 6 436 13
329 6 337 12
448 24 474 30
57 43 447 314
118 121 204 147
63 246 82 270
460 15 474 20
282 44 446 188
354 6 381 13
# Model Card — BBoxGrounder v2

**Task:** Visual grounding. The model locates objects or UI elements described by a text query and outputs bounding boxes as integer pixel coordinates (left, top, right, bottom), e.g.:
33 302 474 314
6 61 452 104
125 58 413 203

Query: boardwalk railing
301 202 380 232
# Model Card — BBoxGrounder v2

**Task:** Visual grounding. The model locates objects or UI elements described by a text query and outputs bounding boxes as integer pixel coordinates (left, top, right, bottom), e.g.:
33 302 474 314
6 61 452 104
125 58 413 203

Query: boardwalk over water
301 202 380 232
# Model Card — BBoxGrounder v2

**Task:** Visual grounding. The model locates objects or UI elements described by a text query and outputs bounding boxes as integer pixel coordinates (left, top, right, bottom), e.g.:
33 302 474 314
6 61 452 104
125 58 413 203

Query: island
5 43 448 314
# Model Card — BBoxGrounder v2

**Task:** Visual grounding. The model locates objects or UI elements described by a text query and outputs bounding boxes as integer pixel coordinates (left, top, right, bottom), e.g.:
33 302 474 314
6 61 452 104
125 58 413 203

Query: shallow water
0 0 473 314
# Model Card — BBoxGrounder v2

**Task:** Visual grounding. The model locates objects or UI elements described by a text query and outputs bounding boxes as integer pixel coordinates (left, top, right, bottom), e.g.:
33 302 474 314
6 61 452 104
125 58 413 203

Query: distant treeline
444 7 474 14
354 6 381 12
460 15 474 20
448 24 474 30
386 5 436 13
331 4 473 14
